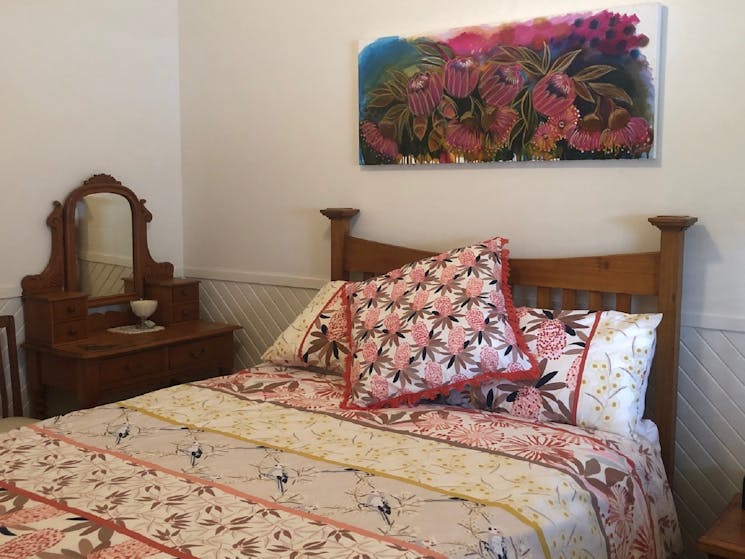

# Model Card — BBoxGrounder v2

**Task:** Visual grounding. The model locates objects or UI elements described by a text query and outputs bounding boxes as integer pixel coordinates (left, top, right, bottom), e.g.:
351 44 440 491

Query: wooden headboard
321 208 696 483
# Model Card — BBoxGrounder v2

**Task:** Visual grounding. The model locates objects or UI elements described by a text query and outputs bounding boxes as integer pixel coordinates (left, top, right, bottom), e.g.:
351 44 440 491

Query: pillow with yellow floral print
262 281 350 374
471 308 661 437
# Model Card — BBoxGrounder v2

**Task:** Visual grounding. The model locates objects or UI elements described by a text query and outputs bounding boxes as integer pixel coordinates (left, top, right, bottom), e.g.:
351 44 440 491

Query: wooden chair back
0 315 23 418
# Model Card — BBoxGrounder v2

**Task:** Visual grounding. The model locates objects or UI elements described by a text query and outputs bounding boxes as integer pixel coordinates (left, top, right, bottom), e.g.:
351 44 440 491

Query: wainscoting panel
676 326 745 558
78 259 132 298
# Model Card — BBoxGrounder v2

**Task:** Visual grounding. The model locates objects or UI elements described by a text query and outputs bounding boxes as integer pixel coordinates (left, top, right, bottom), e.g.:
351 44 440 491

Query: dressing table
22 174 240 417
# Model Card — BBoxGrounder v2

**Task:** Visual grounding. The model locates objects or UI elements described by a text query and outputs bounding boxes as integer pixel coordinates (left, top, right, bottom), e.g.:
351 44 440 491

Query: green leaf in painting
516 60 545 80
367 88 397 108
413 115 428 141
428 127 443 153
413 40 453 61
572 79 594 102
572 64 616 82
549 49 582 74
588 82 633 105
385 80 407 102
419 56 447 67
541 42 551 74
438 95 458 119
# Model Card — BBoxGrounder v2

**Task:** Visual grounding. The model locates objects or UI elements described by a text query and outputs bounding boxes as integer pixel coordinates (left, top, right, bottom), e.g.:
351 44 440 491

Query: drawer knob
66 305 77 314
68 328 77 336
189 348 206 359
181 288 190 296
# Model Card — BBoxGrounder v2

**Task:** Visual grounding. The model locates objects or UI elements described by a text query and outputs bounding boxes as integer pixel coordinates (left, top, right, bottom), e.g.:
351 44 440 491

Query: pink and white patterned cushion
470 307 661 437
342 238 538 409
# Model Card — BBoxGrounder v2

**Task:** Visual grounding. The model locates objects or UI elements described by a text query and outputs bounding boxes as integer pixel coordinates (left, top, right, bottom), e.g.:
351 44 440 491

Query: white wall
0 0 184 297
180 0 745 332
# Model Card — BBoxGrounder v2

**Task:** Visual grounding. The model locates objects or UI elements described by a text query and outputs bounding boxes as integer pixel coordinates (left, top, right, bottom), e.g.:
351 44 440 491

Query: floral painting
358 4 661 165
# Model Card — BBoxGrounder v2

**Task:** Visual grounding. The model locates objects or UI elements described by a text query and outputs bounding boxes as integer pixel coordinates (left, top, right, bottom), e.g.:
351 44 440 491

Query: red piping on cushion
296 282 348 362
570 311 603 425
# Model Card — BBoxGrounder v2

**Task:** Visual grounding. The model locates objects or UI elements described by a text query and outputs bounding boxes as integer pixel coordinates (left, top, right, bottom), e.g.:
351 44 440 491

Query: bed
0 209 696 558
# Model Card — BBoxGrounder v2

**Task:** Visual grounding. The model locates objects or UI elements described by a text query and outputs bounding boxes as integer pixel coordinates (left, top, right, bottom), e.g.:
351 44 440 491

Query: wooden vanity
22 174 240 417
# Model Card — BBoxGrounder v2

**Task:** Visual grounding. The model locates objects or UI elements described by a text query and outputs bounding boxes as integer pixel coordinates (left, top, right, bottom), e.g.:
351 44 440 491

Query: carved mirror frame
22 174 174 306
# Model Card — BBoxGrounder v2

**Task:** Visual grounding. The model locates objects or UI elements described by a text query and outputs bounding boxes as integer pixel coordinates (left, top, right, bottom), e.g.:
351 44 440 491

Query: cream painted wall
0 0 184 297
179 0 745 332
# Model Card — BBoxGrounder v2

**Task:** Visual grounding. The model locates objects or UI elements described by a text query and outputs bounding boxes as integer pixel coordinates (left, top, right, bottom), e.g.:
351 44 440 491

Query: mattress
0 364 681 558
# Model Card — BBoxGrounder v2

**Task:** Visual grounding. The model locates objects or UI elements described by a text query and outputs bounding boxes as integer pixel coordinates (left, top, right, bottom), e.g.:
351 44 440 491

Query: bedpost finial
321 208 360 220
648 216 698 230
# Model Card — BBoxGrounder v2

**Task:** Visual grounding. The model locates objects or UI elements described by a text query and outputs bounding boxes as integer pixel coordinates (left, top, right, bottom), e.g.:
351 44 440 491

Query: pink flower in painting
568 113 603 152
479 63 524 107
465 308 485 332
390 281 406 301
360 121 399 161
447 326 466 355
433 296 453 316
445 118 483 154
424 362 443 387
0 528 64 557
383 313 401 333
511 387 542 419
531 122 562 152
465 277 484 298
439 265 457 286
536 319 567 359
411 290 429 311
532 73 576 117
600 108 650 152
412 321 430 347
489 290 506 313
444 56 480 98
488 106 519 148
480 346 501 371
327 311 347 342
363 281 379 300
362 340 379 364
548 105 580 138
370 374 390 400
458 249 477 268
408 267 426 284
407 71 445 116
89 538 161 558
363 307 380 330
393 344 411 370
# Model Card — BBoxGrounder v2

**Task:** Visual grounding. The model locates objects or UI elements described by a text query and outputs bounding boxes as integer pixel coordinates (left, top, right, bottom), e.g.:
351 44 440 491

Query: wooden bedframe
321 208 696 484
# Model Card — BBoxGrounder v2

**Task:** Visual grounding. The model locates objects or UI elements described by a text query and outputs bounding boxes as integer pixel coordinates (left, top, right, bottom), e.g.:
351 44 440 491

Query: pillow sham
470 308 661 437
262 280 350 374
342 238 538 409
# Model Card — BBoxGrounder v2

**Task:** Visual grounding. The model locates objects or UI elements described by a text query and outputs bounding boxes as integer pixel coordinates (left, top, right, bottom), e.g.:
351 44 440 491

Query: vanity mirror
21 174 240 417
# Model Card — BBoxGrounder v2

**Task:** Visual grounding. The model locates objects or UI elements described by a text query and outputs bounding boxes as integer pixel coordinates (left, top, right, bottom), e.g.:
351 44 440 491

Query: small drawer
172 302 200 323
100 349 168 388
173 283 199 303
53 319 87 343
169 339 219 370
53 299 86 321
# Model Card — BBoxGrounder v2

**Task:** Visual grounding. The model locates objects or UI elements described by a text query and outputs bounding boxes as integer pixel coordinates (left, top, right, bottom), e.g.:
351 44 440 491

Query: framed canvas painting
358 4 662 165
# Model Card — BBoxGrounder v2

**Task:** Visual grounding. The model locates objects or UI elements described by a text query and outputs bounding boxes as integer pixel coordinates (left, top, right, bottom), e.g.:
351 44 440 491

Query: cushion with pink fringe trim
342 237 538 409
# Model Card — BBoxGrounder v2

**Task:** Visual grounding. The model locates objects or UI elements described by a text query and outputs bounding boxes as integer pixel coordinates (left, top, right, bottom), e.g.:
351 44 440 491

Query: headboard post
648 215 697 482
321 208 360 280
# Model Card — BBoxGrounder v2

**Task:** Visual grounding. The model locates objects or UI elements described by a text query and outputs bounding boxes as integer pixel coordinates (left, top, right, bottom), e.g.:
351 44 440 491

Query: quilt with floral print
0 364 681 558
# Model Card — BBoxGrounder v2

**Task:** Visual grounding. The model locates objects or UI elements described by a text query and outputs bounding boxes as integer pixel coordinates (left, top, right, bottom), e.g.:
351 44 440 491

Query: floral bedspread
0 364 681 558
